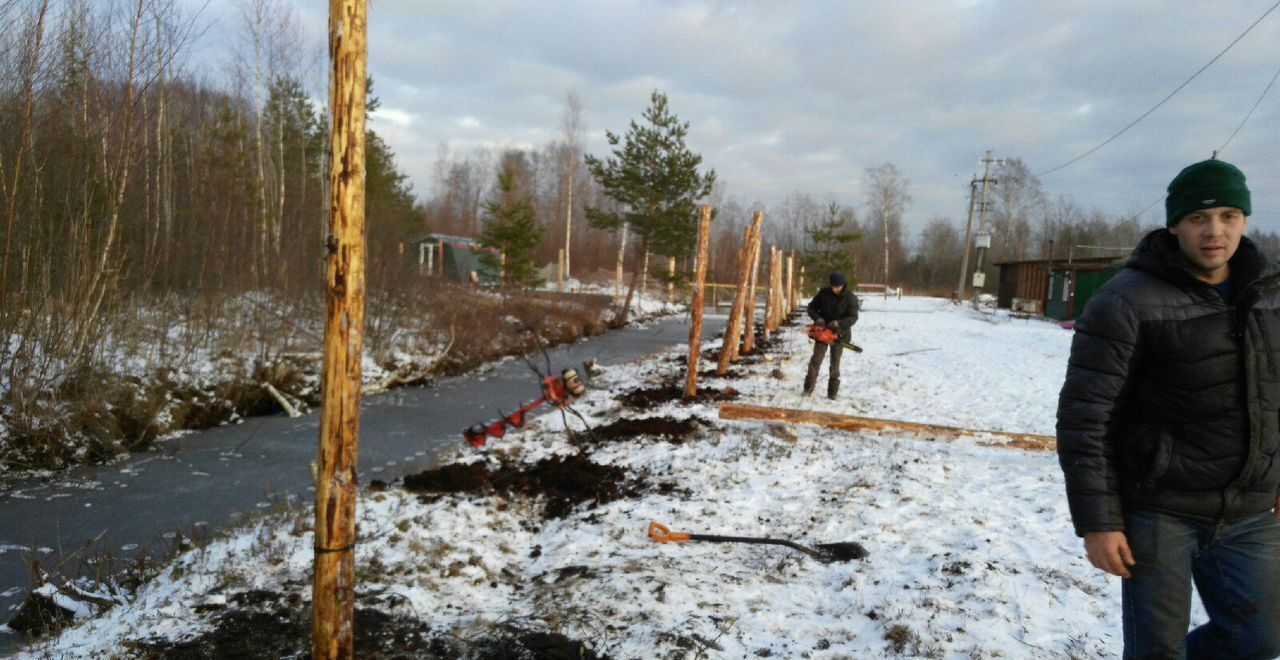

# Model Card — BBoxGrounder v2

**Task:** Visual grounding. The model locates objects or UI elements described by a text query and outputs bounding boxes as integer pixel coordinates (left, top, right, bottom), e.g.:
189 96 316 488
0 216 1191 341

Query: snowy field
15 296 1208 658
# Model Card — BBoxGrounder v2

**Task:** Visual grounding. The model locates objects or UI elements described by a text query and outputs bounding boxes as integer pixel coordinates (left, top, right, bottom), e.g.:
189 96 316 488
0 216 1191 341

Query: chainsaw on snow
806 324 863 353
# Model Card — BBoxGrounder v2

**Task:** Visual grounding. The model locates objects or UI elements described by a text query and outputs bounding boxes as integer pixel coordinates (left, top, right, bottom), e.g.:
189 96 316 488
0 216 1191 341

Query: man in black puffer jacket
804 272 859 399
1058 158 1280 659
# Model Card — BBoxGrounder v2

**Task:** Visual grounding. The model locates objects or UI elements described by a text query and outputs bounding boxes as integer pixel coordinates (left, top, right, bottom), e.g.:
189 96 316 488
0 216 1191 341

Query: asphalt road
0 312 727 649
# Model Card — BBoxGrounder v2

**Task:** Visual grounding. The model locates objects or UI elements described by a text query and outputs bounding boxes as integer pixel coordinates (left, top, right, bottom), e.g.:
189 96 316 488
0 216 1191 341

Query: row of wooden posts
684 207 807 398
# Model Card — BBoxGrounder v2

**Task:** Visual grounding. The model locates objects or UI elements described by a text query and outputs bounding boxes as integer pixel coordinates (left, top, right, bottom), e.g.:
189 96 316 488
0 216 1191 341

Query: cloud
199 0 1280 236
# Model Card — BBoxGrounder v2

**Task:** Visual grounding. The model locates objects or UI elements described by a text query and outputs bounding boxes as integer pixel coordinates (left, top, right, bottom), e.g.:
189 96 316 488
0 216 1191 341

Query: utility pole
315 0 366 657
970 150 1003 307
881 193 890 298
957 177 978 302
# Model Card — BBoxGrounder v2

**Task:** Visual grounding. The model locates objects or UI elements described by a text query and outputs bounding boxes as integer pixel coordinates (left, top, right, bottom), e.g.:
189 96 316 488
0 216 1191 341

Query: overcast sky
188 0 1280 238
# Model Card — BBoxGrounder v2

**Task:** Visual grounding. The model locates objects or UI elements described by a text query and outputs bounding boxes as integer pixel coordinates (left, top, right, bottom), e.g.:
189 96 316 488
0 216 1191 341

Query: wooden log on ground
717 402 1056 451
265 383 302 418
684 205 712 398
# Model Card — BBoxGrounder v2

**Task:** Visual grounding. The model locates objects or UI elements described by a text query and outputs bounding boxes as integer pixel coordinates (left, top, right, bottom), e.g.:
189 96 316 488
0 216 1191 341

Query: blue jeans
1122 509 1280 659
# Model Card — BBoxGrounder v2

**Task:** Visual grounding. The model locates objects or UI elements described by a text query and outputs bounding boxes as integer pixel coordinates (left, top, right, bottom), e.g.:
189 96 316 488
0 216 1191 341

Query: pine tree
803 202 861 286
479 162 544 288
584 90 716 262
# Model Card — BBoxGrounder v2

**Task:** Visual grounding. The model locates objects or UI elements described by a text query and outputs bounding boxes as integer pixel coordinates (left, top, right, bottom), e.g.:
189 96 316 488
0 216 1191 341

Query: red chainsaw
806 324 863 353
463 368 587 447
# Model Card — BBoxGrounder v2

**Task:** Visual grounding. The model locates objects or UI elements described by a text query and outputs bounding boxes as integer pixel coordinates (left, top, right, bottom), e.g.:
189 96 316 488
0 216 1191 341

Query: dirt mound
617 383 738 408
403 454 640 519
127 589 448 658
402 461 489 492
699 366 745 379
470 626 610 659
591 416 701 443
7 591 76 638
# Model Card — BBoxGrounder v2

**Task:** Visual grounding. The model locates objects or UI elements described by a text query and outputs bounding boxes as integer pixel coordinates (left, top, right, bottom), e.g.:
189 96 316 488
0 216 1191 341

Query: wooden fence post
771 250 782 331
615 223 628 304
786 254 794 318
799 265 807 312
772 252 783 330
763 247 776 340
641 250 650 306
557 248 565 293
685 205 712 398
315 0 366 657
787 255 794 314
718 211 761 374
667 257 676 303
742 225 763 354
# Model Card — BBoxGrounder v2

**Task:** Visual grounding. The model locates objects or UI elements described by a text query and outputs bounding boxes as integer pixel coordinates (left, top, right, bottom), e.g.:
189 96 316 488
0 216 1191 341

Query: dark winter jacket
806 287 860 342
1057 229 1280 536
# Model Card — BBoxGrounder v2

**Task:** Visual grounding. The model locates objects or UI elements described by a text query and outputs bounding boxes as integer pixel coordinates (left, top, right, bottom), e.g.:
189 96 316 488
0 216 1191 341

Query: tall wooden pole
615 222 628 304
684 206 712 398
641 250 650 307
557 248 565 293
315 1 366 657
799 265 807 312
772 252 783 328
718 212 761 374
785 254 794 316
762 247 775 340
667 256 676 303
742 223 763 354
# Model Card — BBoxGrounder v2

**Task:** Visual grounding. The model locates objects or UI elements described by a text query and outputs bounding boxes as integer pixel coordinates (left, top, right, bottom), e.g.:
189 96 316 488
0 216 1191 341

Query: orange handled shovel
648 521 868 563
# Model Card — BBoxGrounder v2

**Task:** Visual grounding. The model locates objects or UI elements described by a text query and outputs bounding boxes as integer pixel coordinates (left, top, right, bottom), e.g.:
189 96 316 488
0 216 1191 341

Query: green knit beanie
1165 159 1251 227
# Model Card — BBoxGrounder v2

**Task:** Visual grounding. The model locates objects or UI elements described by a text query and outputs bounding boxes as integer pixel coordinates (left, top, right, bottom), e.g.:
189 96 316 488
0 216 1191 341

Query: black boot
827 378 839 400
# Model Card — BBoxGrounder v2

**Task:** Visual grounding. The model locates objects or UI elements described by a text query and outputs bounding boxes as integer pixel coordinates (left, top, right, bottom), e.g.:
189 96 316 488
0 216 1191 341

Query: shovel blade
816 542 869 562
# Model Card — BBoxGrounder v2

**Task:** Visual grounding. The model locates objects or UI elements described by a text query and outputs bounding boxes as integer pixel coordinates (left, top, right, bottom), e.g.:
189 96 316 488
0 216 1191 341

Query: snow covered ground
15 296 1208 658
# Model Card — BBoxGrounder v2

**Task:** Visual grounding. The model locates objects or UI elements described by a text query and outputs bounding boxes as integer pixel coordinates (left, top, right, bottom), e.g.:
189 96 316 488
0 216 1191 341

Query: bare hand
1083 531 1135 578
1275 491 1280 521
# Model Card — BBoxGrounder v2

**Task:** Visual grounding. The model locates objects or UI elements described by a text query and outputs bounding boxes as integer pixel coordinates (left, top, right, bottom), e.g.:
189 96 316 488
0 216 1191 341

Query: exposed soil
616 383 739 408
698 366 746 379
124 589 607 659
589 416 702 444
403 453 641 519
402 462 490 492
6 592 75 638
468 625 611 660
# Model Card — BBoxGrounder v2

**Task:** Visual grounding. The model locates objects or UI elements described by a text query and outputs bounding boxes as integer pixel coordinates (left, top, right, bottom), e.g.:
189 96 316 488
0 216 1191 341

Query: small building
994 256 1123 320
411 234 501 284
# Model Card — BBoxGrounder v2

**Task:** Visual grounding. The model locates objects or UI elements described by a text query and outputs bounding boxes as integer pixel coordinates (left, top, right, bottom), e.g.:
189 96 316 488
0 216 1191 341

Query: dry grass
0 283 617 474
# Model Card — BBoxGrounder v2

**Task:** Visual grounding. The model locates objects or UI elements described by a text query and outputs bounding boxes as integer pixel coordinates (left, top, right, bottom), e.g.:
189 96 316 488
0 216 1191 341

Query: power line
1218 61 1280 154
1132 58 1280 222
1037 0 1280 178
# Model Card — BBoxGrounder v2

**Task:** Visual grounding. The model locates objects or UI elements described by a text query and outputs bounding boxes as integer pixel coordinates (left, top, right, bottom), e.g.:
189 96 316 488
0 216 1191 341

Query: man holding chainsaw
1057 158 1280 659
803 272 859 399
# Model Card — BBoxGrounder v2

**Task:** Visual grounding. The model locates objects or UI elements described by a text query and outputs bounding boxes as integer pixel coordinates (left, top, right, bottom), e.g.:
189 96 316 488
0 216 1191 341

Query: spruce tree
479 163 544 288
803 202 861 286
584 90 716 265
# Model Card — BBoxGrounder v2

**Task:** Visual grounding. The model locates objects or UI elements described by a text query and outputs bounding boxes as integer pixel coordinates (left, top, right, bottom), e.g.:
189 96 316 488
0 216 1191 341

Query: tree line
8 0 1280 365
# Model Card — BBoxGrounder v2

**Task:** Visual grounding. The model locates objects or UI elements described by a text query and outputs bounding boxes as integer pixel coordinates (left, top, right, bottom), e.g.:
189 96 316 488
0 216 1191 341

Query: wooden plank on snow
717 402 1056 451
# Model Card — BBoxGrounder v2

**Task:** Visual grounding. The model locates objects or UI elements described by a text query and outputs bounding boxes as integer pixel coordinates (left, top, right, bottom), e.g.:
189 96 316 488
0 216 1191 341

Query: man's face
831 284 845 294
1168 206 1247 284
